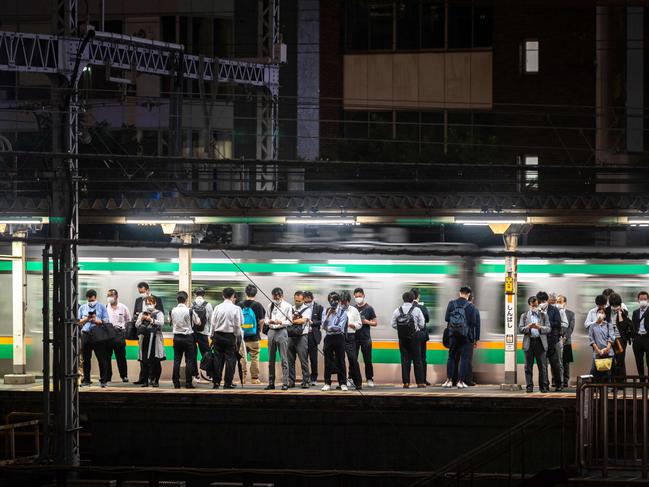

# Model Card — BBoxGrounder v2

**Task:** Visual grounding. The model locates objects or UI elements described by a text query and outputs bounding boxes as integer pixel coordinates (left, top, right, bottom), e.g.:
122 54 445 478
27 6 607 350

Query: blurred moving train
0 245 645 384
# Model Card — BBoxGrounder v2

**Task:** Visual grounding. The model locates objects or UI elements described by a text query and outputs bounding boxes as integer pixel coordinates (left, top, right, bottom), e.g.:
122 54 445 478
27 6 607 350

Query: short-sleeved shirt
238 300 266 342
354 304 377 341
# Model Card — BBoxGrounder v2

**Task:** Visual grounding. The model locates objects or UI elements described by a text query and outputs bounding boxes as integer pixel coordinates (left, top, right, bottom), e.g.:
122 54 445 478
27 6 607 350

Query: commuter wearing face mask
136 295 165 387
133 282 164 385
589 305 615 382
78 289 110 387
321 291 349 391
353 288 377 388
609 293 633 377
536 291 565 392
519 296 551 393
303 291 324 386
105 289 131 383
632 291 649 376
263 288 293 390
555 295 575 388
585 294 609 330
287 291 311 389
341 291 363 390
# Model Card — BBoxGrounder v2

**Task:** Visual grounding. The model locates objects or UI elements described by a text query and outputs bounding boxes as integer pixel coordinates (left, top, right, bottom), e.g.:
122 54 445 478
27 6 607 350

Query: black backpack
396 305 417 340
191 301 208 332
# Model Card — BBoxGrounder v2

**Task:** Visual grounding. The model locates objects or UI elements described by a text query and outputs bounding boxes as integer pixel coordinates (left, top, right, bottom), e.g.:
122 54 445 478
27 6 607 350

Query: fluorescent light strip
456 219 527 225
285 218 356 225
126 218 194 225
0 219 45 224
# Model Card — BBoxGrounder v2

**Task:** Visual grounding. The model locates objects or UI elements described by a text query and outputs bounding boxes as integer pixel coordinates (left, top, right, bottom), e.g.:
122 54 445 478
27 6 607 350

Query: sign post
502 232 521 390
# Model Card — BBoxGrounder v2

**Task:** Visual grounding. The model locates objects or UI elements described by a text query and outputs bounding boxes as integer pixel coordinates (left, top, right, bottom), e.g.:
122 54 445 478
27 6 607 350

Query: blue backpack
448 302 468 337
241 306 257 338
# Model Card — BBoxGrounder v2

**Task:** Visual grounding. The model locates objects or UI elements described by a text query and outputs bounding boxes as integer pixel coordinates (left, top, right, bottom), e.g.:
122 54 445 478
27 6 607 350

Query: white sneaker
457 381 468 389
442 379 452 388
346 379 354 388
367 379 375 388
340 384 349 391
321 384 331 391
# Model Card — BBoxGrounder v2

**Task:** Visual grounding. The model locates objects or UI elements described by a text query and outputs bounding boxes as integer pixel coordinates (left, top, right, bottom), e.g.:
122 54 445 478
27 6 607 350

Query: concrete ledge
3 374 36 385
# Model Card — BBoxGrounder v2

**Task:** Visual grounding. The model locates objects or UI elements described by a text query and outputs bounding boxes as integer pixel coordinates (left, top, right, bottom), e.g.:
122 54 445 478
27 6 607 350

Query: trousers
323 334 346 386
267 328 289 386
287 334 309 386
172 334 196 386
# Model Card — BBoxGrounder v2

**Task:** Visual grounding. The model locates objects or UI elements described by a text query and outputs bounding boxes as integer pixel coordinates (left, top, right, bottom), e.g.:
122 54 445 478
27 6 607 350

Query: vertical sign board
504 255 518 384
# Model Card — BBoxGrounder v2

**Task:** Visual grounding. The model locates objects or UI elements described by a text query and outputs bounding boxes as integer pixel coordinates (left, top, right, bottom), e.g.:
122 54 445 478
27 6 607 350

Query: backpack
396 305 416 340
448 301 468 337
241 305 258 338
191 302 207 332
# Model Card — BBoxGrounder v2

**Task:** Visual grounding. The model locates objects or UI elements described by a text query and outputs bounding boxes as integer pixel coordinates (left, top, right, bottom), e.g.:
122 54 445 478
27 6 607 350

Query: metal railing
0 419 40 465
408 407 568 486
577 375 649 479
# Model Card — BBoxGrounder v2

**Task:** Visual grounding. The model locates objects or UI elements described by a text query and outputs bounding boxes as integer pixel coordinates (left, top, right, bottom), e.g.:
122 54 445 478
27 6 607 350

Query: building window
521 155 539 191
523 40 539 73
345 0 490 52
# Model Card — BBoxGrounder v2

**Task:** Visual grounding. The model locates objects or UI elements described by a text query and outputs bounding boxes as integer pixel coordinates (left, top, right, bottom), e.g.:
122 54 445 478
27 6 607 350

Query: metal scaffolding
0 0 281 467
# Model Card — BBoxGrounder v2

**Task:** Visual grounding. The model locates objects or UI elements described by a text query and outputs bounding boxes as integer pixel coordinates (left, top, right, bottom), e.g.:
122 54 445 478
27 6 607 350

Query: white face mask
139 292 148 299
539 302 548 311
355 297 364 305
145 304 154 312
87 300 96 307
195 296 204 305
530 307 538 313
107 296 115 305
273 299 282 305
640 300 648 308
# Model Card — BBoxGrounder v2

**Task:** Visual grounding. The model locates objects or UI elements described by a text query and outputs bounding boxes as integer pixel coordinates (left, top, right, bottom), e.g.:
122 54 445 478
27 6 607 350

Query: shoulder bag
89 322 117 344
287 307 307 338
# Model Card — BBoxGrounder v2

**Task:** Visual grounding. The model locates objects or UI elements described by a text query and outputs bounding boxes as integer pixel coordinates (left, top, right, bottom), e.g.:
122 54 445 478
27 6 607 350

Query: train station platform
0 379 575 485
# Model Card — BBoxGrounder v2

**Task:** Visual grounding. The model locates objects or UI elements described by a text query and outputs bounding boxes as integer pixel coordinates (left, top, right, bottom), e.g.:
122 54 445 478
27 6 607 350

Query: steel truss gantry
0 0 281 467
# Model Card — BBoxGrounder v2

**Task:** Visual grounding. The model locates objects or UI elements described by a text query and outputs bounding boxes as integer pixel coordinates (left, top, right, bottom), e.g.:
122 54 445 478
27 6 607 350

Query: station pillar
178 233 192 295
5 231 35 384
501 230 521 391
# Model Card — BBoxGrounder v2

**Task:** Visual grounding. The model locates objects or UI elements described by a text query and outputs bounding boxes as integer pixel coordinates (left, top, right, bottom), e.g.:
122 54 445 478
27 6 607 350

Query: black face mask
329 300 339 308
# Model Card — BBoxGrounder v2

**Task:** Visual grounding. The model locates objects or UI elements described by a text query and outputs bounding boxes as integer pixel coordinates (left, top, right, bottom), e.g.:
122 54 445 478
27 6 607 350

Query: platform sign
505 276 514 294
505 294 516 352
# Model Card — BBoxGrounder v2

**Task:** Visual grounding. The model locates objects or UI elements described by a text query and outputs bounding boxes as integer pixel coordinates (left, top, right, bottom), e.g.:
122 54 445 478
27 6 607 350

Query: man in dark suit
133 281 164 385
556 295 575 387
632 291 649 376
536 291 564 392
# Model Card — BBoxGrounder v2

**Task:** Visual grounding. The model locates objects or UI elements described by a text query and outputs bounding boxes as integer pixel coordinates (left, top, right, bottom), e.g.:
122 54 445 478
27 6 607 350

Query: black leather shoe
554 387 563 392
425 381 431 386
212 383 220 389
140 381 149 388
281 385 289 391
186 384 195 389
526 388 533 393
122 377 129 383
264 384 275 390
223 384 236 389
133 380 144 385
173 383 181 389
301 383 310 389
540 388 549 393
151 382 159 388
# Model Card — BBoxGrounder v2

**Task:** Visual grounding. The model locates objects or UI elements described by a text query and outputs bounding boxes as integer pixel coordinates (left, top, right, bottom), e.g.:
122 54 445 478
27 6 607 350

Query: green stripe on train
120 345 526 365
8 261 649 275
479 263 649 275
7 261 457 275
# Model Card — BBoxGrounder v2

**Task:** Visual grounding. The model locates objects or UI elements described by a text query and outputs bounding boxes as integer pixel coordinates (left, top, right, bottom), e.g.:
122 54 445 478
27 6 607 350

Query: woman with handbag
589 308 615 382
136 296 166 387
